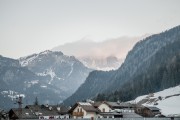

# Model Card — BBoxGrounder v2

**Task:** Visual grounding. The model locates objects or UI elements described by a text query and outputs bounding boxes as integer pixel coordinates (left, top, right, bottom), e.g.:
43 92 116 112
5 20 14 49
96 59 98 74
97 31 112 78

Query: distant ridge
52 35 149 70
63 25 180 105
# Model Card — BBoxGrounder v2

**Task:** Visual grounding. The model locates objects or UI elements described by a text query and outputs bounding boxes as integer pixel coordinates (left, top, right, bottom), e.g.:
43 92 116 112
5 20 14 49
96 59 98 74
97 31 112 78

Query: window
80 108 82 112
103 108 105 112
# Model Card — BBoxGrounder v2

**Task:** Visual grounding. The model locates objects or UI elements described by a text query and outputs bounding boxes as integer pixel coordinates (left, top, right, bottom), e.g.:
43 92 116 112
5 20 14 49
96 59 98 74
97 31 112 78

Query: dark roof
99 112 142 118
105 102 120 107
105 101 133 109
10 104 70 119
52 105 70 114
146 106 160 111
25 105 41 111
93 102 102 107
93 101 120 108
93 101 134 109
99 112 122 117
9 108 37 119
81 105 99 112
25 104 69 114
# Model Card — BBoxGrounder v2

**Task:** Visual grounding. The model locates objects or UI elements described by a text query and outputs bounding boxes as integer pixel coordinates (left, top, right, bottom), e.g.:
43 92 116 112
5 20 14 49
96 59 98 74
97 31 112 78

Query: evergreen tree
34 97 39 105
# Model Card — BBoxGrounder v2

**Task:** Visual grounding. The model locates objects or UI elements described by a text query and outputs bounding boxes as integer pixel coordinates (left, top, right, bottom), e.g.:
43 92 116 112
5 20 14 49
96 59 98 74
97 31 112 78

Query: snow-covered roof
146 106 160 111
78 102 92 106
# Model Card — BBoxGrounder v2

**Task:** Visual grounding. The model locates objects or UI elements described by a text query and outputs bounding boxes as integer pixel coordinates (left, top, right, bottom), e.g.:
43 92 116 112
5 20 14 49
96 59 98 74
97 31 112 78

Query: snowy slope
131 85 180 117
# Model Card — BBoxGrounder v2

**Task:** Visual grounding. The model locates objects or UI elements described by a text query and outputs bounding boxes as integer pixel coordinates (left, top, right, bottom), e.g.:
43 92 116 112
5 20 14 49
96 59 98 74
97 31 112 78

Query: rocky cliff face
0 51 92 109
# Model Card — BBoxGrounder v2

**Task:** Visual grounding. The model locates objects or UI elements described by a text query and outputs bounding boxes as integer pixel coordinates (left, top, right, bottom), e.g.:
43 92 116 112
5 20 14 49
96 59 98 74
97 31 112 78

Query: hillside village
0 99 173 120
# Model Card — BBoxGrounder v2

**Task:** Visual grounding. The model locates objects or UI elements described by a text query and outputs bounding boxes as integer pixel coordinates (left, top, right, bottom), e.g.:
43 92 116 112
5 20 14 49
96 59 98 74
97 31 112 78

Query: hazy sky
0 0 180 58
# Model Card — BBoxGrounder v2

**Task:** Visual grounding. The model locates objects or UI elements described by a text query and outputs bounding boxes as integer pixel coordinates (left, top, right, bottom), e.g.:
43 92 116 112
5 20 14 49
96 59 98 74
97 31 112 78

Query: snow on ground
131 85 180 117
157 95 180 117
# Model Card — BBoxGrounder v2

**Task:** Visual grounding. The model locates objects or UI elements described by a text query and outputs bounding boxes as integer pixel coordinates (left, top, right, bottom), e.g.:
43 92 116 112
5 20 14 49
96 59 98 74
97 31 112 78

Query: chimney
57 107 60 111
45 104 49 107
117 100 120 104
49 106 52 110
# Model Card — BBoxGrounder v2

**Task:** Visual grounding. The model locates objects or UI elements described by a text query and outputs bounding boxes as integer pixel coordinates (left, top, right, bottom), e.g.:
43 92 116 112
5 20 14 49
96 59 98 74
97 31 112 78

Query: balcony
72 112 84 117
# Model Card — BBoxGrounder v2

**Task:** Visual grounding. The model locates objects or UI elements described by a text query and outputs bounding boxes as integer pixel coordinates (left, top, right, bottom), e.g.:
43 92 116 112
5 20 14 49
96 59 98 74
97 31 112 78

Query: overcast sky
0 0 180 58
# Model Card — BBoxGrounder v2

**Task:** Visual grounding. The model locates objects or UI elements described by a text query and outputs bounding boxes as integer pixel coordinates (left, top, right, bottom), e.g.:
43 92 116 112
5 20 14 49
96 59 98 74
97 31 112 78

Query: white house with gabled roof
93 101 112 112
69 102 99 119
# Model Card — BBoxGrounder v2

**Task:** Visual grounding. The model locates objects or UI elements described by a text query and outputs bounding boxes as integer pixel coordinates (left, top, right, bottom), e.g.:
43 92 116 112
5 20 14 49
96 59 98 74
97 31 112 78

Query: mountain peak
39 50 64 56
19 50 65 67
39 50 52 55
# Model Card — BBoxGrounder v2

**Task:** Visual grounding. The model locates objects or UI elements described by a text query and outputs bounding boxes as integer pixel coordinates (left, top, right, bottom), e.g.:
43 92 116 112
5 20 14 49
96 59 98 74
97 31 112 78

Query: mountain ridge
0 50 92 110
52 35 149 70
63 25 180 105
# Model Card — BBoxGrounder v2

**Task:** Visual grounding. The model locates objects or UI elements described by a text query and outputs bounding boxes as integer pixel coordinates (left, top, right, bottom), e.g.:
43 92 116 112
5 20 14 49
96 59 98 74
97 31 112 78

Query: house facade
93 102 112 112
143 106 161 117
92 101 142 118
135 106 161 117
69 102 99 119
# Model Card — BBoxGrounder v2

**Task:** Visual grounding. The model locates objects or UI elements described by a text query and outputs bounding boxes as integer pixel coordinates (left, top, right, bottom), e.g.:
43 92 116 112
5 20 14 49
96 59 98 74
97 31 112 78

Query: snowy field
131 85 180 117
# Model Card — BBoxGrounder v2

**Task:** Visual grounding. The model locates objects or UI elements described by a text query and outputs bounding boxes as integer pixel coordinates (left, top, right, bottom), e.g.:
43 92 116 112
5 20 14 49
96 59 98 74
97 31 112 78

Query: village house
135 106 161 117
69 102 99 119
93 101 135 111
9 104 70 119
92 101 142 118
142 106 161 117
93 101 112 112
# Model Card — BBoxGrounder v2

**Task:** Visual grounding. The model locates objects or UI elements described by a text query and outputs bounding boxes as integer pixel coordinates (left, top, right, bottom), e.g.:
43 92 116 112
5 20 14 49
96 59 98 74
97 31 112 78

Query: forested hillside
63 25 180 105
96 38 180 101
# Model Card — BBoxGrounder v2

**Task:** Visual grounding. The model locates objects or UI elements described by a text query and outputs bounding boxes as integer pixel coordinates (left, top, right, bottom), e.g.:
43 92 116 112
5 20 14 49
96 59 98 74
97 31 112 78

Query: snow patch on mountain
79 56 122 71
131 85 180 117
24 80 39 88
47 68 56 84
40 85 47 88
36 68 64 84
1 90 25 100
19 54 38 67
67 63 74 77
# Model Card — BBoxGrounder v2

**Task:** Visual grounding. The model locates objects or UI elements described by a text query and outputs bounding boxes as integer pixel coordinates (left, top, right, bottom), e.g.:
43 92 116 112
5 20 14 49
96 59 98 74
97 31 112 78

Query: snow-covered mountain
79 56 123 71
19 50 92 95
63 25 180 106
131 85 180 117
0 50 92 110
52 35 149 70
